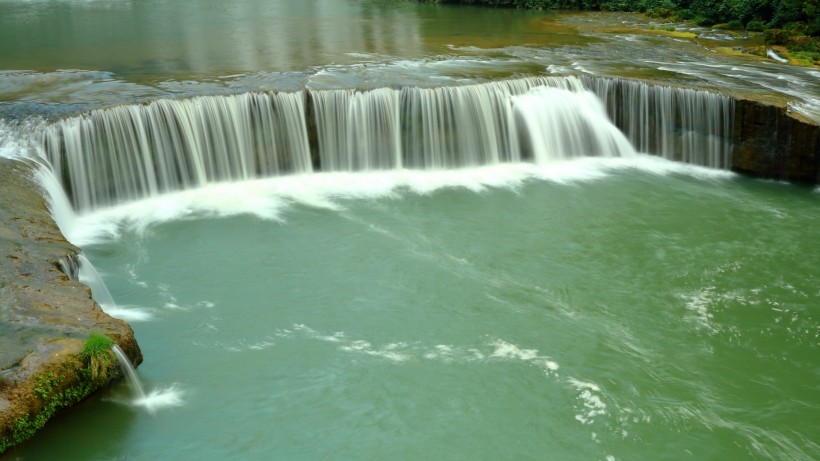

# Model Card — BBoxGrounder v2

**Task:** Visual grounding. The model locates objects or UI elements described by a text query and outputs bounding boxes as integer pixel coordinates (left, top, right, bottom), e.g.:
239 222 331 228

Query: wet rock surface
732 98 819 184
0 158 141 454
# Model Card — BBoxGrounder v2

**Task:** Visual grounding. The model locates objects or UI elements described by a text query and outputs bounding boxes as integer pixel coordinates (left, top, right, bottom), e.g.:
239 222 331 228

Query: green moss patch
0 333 119 453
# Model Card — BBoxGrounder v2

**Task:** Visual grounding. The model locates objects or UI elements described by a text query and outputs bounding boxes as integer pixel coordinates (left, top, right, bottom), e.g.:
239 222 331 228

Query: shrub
725 19 744 30
694 16 716 26
646 7 674 18
791 50 820 63
765 28 794 44
81 333 115 383
746 20 766 32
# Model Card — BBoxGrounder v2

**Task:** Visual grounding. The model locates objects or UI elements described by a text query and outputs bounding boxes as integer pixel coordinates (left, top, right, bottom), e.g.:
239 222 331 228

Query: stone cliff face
732 99 819 184
0 158 142 454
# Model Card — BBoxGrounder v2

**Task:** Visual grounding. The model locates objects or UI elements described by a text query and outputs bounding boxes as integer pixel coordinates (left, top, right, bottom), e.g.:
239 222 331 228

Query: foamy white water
53 157 734 247
112 345 184 413
133 385 186 414
35 78 735 214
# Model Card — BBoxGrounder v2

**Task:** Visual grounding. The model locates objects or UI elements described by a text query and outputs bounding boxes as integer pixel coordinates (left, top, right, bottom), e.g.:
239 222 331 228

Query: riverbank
419 0 819 66
0 158 141 455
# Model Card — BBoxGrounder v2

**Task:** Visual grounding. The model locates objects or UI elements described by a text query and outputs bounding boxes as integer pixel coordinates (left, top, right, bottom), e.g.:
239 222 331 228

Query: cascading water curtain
312 77 587 170
38 76 603 212
39 75 734 213
581 76 734 169
311 88 403 171
40 91 313 212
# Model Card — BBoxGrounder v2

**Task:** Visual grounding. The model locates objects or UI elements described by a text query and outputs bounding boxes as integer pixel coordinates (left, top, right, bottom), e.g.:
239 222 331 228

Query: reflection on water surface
0 0 817 120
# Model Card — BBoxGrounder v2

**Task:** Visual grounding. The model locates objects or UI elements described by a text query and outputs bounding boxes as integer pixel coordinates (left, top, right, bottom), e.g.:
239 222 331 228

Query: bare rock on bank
732 98 819 184
0 158 142 454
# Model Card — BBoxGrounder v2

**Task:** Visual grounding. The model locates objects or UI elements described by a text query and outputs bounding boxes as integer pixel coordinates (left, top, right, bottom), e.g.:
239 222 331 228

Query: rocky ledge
732 98 819 184
0 158 142 455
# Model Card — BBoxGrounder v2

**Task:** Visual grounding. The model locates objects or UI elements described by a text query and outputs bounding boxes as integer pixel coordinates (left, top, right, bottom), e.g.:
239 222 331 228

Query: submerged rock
0 158 141 454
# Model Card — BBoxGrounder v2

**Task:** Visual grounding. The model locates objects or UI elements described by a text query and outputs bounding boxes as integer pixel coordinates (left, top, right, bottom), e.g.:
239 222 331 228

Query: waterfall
59 253 81 280
38 76 735 212
77 253 117 308
513 87 635 162
112 344 147 402
312 88 403 171
41 91 313 212
582 76 734 169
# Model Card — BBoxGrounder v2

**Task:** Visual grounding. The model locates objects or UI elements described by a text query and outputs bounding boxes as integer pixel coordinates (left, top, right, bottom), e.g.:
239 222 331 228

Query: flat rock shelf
0 158 141 453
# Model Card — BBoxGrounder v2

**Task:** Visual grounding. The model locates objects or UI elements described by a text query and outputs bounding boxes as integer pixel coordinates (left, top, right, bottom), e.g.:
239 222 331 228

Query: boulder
732 98 819 184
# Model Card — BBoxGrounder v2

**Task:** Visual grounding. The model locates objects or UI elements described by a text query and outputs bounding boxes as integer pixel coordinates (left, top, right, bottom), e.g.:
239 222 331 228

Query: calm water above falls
5 162 820 461
0 0 817 120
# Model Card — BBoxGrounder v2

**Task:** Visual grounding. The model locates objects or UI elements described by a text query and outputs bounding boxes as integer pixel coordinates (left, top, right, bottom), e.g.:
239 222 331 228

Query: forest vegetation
421 0 819 63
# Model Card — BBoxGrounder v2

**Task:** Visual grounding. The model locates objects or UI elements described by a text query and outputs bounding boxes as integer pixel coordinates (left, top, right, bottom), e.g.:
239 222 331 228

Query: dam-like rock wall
732 99 819 184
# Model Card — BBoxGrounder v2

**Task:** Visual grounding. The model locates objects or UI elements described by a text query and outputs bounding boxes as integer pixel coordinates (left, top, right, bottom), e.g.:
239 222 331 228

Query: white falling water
112 345 185 413
312 87 402 170
41 91 313 212
112 344 147 401
513 87 635 162
77 253 117 307
38 76 735 212
766 48 789 63
582 76 734 168
399 77 585 169
77 253 153 322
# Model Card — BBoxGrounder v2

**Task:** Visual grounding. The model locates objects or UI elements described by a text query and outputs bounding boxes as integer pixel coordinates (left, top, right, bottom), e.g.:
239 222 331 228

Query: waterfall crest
39 76 734 212
41 92 313 212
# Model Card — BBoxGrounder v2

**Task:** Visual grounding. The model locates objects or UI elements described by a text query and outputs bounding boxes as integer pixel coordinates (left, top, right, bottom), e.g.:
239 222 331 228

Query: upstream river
0 1 818 461
0 0 818 119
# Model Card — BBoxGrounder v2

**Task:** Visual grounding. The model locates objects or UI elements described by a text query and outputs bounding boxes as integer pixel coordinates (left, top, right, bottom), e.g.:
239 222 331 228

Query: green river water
0 1 818 460
5 163 818 461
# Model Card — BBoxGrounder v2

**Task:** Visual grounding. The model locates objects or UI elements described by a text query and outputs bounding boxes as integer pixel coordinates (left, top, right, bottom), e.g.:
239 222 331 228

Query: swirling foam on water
132 385 186 414
222 324 566 376
106 384 186 414
567 378 608 425
44 156 735 247
265 324 624 449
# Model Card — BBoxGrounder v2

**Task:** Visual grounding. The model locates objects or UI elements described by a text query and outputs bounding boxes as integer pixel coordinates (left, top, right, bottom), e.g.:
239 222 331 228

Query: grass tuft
81 332 115 383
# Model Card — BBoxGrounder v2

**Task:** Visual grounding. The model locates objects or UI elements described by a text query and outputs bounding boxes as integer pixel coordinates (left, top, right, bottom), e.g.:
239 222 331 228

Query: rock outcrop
731 98 819 184
0 158 142 454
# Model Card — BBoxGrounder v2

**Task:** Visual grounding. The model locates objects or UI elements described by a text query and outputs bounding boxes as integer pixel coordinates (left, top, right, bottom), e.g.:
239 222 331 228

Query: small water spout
78 254 117 308
112 344 147 402
78 254 153 322
111 344 185 413
766 48 789 63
